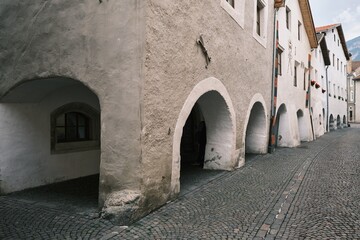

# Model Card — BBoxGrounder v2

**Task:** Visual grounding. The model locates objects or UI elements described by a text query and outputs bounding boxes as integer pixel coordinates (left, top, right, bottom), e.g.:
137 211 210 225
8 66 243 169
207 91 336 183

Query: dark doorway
180 103 206 170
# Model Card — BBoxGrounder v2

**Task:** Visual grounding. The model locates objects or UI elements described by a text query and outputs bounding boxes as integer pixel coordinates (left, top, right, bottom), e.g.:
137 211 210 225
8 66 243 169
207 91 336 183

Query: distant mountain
347 36 360 61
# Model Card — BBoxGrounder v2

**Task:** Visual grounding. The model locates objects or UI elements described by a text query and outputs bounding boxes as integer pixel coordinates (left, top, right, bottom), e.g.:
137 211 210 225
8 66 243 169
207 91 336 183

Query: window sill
253 33 267 48
52 140 100 154
220 0 245 29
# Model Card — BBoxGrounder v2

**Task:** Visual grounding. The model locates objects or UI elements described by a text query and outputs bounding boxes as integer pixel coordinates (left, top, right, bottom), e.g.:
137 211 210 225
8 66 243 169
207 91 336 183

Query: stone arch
275 103 290 147
0 77 101 196
297 109 307 141
337 115 341 128
329 114 335 130
343 115 347 126
171 77 236 195
243 94 268 156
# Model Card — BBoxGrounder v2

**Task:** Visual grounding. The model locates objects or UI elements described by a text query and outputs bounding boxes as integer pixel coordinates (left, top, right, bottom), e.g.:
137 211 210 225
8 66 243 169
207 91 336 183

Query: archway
244 102 267 155
275 104 290 147
329 114 335 131
343 115 347 127
297 109 307 141
172 78 236 195
337 115 341 129
0 77 101 209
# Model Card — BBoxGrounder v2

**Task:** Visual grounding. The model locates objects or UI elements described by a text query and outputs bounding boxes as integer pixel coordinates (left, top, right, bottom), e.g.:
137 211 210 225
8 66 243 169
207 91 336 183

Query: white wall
0 84 100 193
276 0 313 146
324 27 348 127
311 43 327 137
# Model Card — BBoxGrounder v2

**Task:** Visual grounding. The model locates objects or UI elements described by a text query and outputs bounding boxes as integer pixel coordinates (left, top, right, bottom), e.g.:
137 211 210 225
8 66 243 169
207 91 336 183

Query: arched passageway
343 115 347 127
275 104 290 147
245 102 267 154
337 115 341 129
0 77 101 208
297 109 307 141
172 78 236 195
329 114 335 131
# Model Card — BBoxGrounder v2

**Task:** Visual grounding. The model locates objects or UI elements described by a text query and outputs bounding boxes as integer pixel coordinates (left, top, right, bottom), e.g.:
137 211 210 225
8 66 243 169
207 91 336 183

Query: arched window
51 102 100 153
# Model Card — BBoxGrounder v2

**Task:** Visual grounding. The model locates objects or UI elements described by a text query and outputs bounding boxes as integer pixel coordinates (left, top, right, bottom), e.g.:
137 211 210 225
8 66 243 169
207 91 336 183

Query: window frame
252 0 268 47
51 102 100 154
221 0 245 28
286 7 291 30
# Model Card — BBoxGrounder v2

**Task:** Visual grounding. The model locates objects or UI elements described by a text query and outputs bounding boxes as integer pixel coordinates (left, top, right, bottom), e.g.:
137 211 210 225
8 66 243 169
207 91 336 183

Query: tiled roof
315 24 339 33
352 61 360 72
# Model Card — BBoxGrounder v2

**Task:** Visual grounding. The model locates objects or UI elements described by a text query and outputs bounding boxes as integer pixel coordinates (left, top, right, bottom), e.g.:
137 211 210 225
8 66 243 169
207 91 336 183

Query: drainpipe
325 65 329 131
268 8 279 153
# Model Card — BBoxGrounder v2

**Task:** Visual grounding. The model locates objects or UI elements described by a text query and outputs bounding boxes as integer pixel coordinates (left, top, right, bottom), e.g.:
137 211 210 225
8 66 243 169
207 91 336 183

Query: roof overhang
298 0 318 48
317 33 331 66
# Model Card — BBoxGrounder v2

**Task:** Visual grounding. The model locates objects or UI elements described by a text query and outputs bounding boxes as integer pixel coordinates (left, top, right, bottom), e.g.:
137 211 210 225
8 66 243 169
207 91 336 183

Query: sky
309 0 360 41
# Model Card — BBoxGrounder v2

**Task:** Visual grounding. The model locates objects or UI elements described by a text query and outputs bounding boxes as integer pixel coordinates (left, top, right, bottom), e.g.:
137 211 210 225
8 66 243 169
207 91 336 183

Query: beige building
0 1 277 223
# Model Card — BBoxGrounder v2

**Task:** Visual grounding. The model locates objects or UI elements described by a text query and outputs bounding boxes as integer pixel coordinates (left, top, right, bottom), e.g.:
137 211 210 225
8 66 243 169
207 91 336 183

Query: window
351 91 354 101
253 0 267 46
333 54 335 66
286 7 291 30
221 0 245 28
226 0 235 8
56 112 89 143
294 65 298 87
298 21 302 40
51 102 100 153
337 58 339 71
277 48 283 76
256 4 261 35
334 34 336 42
338 39 339 46
350 79 354 87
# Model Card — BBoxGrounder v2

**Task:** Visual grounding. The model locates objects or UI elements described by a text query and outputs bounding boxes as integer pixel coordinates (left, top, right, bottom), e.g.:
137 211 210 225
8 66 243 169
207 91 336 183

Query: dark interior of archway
180 103 206 170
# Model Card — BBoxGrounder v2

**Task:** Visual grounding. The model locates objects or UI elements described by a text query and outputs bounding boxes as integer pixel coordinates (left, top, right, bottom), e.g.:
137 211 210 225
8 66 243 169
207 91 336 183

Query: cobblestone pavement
1 128 359 239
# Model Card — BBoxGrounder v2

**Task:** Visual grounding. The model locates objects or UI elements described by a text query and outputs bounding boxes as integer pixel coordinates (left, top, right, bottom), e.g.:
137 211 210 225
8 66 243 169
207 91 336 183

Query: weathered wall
277 0 314 146
141 0 274 211
0 84 100 193
0 0 146 216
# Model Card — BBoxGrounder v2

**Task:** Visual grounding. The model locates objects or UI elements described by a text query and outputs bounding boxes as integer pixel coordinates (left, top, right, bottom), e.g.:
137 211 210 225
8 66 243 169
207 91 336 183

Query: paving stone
0 129 359 239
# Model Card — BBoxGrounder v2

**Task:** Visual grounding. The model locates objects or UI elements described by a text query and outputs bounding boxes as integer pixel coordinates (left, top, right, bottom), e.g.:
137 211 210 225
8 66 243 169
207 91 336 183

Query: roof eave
298 0 318 48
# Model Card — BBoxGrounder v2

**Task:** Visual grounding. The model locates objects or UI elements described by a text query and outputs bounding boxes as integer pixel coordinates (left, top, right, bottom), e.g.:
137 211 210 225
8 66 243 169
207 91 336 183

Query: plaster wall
354 81 360 122
0 85 100 193
276 0 313 146
0 0 145 210
311 44 327 137
141 0 274 207
323 28 348 127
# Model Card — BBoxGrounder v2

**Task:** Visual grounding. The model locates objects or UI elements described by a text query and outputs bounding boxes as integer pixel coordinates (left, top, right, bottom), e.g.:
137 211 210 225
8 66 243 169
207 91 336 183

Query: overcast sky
309 0 360 41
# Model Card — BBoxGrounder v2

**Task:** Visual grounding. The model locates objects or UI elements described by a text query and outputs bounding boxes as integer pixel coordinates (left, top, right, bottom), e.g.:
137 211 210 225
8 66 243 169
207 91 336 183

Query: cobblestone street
1 128 359 239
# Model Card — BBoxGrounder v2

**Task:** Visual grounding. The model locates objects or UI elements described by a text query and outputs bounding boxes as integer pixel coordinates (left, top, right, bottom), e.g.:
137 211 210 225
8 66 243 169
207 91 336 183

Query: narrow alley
1 128 359 239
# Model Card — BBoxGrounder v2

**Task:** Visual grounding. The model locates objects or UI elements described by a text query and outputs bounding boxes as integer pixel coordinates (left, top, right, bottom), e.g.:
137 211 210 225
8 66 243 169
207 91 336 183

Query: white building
310 33 331 137
316 24 350 129
273 0 318 148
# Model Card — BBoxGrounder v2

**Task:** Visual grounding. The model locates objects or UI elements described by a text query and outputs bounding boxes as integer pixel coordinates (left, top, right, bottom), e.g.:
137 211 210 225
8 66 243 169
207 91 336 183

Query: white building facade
310 33 330 137
273 0 318 147
316 24 350 130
